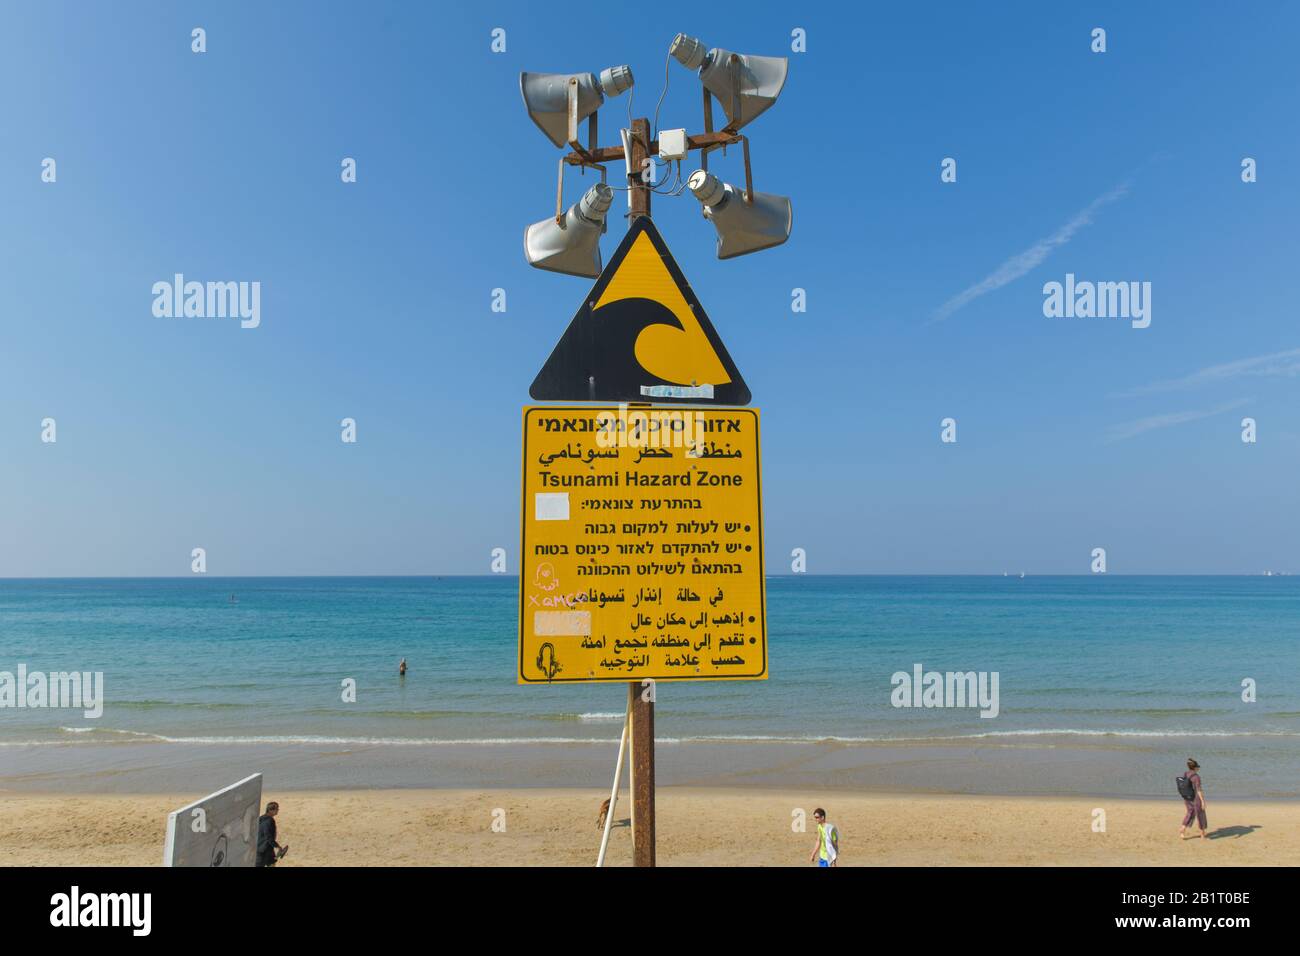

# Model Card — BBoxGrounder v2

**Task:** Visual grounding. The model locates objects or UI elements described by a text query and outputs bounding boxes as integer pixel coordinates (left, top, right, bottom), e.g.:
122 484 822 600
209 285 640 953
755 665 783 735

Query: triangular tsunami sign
529 216 751 405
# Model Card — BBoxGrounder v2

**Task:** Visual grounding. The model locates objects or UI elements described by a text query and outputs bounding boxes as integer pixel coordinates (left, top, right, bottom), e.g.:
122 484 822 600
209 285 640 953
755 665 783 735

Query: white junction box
658 128 688 161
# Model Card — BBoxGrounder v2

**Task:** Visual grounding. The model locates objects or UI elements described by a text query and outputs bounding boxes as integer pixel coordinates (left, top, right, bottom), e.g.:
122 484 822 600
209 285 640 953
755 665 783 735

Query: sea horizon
2 575 1296 798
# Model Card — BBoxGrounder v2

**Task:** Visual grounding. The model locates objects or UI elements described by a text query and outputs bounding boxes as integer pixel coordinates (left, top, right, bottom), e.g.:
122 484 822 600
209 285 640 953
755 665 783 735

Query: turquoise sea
1 576 1297 796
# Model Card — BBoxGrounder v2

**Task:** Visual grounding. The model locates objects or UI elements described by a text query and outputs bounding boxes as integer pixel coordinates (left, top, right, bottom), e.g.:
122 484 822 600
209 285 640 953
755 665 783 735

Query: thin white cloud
1105 398 1251 442
931 182 1129 322
1115 348 1300 398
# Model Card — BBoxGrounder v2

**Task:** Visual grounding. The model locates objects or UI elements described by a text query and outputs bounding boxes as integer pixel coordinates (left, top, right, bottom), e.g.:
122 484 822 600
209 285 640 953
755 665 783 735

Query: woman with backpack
1178 758 1208 840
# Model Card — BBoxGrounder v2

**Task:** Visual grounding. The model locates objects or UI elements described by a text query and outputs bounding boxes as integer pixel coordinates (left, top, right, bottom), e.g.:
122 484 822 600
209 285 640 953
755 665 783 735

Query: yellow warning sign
519 405 766 683
529 216 751 405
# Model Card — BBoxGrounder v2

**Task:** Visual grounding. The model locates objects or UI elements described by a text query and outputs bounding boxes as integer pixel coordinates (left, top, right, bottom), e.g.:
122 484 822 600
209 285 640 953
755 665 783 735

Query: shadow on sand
1207 825 1262 840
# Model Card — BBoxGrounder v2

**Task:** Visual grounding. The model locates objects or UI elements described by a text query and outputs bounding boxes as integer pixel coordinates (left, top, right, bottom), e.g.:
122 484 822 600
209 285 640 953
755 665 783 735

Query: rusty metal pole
628 679 655 866
627 116 656 867
629 116 651 219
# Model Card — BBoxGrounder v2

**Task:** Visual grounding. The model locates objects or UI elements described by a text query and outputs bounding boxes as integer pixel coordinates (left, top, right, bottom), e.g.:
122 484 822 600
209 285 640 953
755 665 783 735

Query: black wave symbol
588 297 687 391
532 296 746 403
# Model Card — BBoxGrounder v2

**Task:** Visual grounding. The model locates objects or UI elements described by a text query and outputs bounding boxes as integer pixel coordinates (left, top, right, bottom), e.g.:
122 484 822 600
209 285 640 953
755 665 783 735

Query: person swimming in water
399 658 407 677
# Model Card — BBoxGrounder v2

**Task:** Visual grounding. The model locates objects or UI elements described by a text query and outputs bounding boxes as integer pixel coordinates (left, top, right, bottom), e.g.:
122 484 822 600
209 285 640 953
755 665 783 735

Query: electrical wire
610 50 678 197
605 126 677 192
651 160 681 195
648 156 677 190
608 154 675 192
651 53 671 139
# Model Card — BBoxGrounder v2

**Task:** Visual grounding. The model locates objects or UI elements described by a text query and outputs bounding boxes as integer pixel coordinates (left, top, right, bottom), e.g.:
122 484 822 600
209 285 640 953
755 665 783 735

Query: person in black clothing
256 801 286 866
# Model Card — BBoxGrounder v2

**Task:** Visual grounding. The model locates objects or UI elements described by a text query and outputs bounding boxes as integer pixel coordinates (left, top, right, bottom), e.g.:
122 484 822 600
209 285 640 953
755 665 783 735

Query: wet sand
4 738 1294 799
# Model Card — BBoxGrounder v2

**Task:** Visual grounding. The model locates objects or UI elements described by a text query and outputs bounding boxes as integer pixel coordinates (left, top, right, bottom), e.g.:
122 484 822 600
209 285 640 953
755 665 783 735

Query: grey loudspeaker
687 170 791 259
524 182 615 277
520 68 634 148
669 34 787 132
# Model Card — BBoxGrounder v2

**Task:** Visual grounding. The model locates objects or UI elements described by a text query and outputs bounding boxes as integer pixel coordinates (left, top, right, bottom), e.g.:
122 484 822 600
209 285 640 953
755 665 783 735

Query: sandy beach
2 787 1294 867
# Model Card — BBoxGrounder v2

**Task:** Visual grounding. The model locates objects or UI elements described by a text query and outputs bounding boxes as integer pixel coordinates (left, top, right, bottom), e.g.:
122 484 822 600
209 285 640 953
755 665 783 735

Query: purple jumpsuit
1181 771 1207 829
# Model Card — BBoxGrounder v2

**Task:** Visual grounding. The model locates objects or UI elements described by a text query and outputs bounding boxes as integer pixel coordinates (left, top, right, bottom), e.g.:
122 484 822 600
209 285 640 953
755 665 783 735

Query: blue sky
3 1 1297 575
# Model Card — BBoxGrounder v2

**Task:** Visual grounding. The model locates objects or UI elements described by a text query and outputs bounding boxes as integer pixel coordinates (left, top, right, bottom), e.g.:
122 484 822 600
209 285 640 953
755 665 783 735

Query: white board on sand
163 773 263 867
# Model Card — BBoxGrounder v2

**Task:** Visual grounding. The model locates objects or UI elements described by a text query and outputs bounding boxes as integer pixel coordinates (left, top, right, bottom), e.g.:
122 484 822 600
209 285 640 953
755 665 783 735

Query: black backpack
1176 774 1197 800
